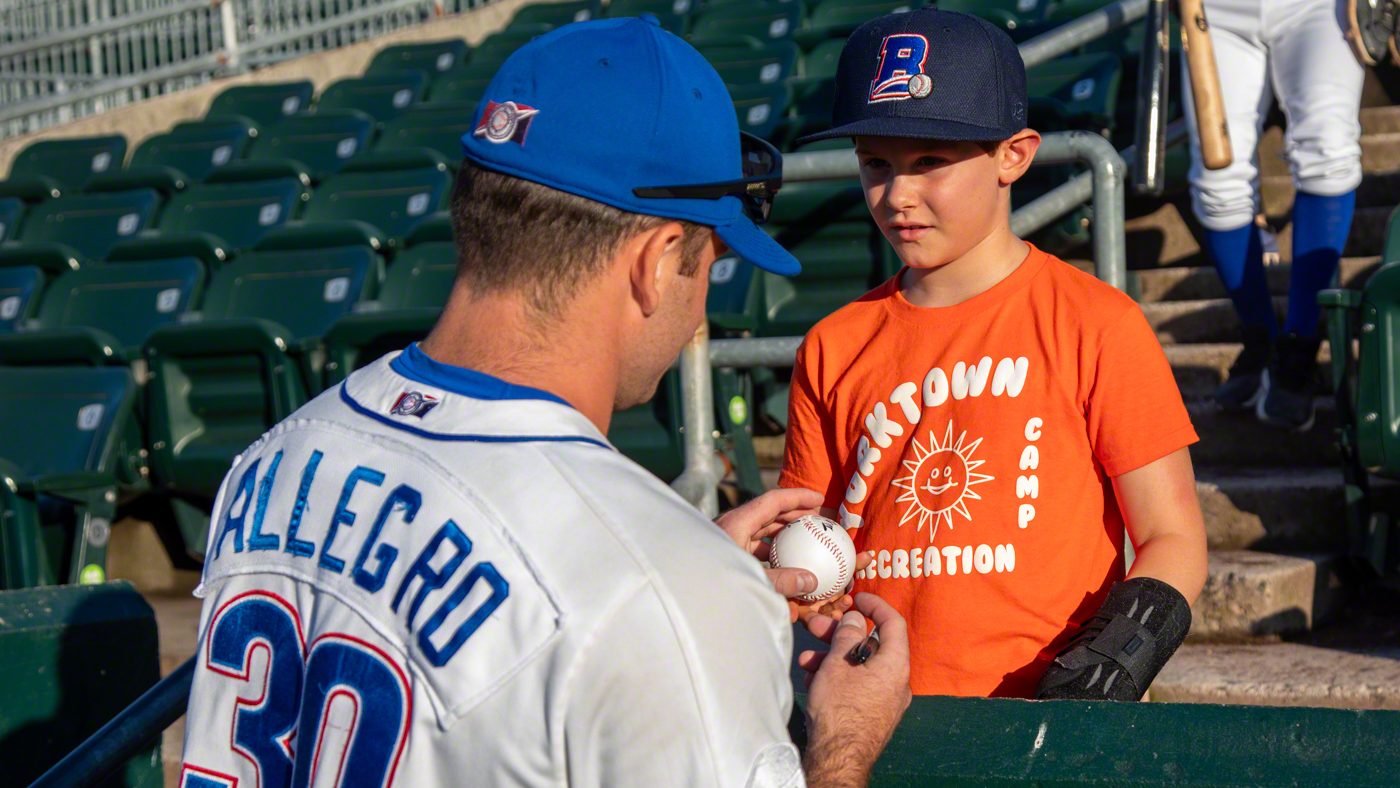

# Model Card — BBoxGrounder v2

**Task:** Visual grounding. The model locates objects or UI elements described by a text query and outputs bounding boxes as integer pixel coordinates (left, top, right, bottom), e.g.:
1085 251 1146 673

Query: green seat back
366 39 469 85
702 39 800 86
427 67 495 105
377 104 477 162
608 369 684 481
34 258 204 351
128 119 255 182
251 110 375 181
770 180 869 227
606 0 694 33
0 366 132 478
729 82 792 140
799 38 846 80
17 189 160 261
206 81 314 128
380 241 457 309
202 246 377 340
938 0 1052 33
800 0 913 42
509 1 597 29
1355 261 1400 472
471 28 551 70
764 224 883 337
157 178 304 252
1026 52 1122 132
302 168 452 249
0 266 43 333
692 3 804 41
4 135 127 192
0 197 25 241
316 71 429 125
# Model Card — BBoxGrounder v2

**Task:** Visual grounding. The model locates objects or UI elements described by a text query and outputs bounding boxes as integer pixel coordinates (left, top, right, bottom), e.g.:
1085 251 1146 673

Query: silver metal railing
0 0 501 137
669 0 1159 514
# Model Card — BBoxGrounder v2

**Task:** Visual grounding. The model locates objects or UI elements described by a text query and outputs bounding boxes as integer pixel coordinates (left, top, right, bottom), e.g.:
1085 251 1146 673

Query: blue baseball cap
460 16 800 276
797 7 1027 144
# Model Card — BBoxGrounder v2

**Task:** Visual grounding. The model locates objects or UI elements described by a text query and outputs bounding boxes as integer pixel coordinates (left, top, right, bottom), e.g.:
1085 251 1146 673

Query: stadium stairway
751 102 1400 710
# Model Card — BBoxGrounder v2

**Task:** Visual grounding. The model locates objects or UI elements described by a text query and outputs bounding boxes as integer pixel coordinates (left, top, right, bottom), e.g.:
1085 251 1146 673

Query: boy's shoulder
802 276 897 345
1036 252 1139 320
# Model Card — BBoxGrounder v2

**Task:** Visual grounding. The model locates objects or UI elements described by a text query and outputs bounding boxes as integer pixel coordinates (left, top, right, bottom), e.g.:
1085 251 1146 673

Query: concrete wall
0 0 557 176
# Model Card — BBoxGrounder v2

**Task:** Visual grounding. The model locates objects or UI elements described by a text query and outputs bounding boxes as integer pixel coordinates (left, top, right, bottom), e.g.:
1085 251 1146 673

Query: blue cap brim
715 216 801 276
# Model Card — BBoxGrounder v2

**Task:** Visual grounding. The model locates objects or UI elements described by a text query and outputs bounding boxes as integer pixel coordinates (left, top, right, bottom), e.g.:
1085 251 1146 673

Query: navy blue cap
797 7 1027 144
461 16 800 276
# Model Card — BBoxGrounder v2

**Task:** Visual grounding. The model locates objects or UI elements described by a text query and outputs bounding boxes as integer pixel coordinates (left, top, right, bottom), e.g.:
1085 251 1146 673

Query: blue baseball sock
1202 222 1276 335
1285 190 1356 337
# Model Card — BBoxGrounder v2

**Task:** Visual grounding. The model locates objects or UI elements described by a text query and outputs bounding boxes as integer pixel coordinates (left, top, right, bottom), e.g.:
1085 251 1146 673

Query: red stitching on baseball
804 519 849 596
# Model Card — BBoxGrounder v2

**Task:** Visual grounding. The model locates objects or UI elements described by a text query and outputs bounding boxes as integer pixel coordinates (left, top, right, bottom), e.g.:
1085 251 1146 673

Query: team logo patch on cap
390 390 440 418
869 33 930 103
474 100 540 145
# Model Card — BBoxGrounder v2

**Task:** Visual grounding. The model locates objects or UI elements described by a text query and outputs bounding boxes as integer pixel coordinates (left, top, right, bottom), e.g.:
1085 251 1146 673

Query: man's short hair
449 161 710 315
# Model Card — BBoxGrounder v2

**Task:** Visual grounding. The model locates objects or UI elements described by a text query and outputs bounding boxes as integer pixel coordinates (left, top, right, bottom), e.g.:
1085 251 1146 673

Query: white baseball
768 514 856 603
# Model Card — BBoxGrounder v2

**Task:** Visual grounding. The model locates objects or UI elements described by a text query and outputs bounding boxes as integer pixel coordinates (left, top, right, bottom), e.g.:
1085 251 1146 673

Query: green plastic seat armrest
0 326 128 366
254 220 386 254
23 470 115 498
145 317 299 359
1318 288 1362 309
204 159 312 188
0 175 65 201
0 242 85 275
85 165 189 197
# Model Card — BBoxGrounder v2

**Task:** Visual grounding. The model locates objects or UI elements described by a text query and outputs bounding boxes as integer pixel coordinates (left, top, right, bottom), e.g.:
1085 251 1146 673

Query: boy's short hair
449 161 709 316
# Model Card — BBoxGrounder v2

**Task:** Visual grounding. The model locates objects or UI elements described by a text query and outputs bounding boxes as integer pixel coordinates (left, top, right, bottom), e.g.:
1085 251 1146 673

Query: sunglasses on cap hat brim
631 132 783 225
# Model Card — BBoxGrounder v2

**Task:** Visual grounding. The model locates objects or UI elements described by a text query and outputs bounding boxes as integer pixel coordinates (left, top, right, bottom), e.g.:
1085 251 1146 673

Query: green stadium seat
85 119 257 197
290 165 452 254
938 0 1053 35
316 71 429 126
205 80 315 129
0 135 127 201
796 0 913 46
471 26 554 70
700 39 800 86
605 0 695 33
1026 52 1122 134
508 0 598 29
241 110 376 183
322 233 458 385
366 39 470 86
0 267 43 333
0 258 204 365
144 245 380 533
0 189 160 269
0 198 23 241
427 62 497 105
150 177 307 255
798 37 845 80
376 103 476 164
729 82 792 141
691 3 804 42
0 366 136 588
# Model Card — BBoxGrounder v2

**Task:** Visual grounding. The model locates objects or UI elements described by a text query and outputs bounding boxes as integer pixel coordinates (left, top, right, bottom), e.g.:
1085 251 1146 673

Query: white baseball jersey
1183 0 1364 230
179 343 803 788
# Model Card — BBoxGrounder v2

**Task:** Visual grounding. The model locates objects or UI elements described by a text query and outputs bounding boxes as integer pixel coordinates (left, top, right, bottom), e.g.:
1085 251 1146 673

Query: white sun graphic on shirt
891 421 994 543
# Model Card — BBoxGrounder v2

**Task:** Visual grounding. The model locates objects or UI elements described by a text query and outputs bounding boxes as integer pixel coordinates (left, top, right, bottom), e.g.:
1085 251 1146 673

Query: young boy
780 8 1209 699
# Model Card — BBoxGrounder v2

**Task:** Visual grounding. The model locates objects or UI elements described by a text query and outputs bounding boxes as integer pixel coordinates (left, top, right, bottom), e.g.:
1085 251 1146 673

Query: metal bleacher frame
0 0 507 137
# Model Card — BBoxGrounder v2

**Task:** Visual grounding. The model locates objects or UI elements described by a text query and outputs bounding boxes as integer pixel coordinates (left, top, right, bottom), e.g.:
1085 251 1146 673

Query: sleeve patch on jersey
198 421 563 729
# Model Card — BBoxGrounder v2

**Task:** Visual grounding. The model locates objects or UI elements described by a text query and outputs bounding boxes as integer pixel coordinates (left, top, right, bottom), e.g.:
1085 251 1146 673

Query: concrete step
1188 550 1348 642
1135 256 1380 303
1145 298 1278 344
1361 104 1400 135
1195 468 1383 552
1262 170 1400 217
1259 125 1400 176
1152 642 1400 709
1187 399 1340 468
1164 342 1333 402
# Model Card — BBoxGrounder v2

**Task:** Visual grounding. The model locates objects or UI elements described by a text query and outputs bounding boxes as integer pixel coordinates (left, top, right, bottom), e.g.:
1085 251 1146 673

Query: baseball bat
1178 0 1232 170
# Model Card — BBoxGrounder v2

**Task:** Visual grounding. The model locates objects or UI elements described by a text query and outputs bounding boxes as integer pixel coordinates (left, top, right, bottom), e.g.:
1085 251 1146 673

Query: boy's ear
997 129 1042 187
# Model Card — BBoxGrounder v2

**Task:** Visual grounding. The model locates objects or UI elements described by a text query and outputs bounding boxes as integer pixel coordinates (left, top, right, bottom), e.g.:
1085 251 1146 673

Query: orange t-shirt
778 245 1197 698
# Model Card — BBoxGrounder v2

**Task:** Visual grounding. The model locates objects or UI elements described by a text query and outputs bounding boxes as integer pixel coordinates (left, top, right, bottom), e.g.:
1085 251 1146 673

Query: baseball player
178 18 911 788
1185 0 1364 430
